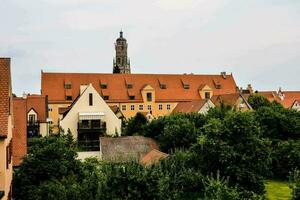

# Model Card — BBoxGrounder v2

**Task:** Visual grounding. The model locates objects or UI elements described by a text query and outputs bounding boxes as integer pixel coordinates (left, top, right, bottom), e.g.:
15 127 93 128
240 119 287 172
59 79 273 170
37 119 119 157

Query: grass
265 180 292 200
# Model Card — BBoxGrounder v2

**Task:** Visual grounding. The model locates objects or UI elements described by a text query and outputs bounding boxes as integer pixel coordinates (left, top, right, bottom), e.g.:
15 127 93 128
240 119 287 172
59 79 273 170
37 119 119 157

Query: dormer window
183 84 190 89
64 83 72 89
127 84 133 89
129 95 135 100
160 84 167 89
103 96 109 100
158 79 167 89
147 93 152 102
125 78 133 89
213 79 222 89
205 92 211 99
100 84 107 89
66 96 72 101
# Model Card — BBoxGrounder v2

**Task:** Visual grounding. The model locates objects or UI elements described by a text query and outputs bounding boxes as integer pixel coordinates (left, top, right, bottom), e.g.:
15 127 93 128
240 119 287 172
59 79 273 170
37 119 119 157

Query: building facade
41 72 238 132
0 58 13 200
60 84 121 150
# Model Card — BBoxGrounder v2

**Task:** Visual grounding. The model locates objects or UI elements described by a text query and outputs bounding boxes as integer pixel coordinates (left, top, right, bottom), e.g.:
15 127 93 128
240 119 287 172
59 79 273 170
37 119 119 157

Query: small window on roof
127 84 133 89
64 83 72 89
103 96 109 100
160 84 167 89
205 92 211 99
100 84 107 89
66 96 72 101
129 95 135 100
183 84 190 89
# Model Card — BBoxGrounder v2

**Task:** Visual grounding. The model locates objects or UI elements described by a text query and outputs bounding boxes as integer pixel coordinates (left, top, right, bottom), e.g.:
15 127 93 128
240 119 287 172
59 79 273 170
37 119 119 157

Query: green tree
123 112 148 135
248 94 272 110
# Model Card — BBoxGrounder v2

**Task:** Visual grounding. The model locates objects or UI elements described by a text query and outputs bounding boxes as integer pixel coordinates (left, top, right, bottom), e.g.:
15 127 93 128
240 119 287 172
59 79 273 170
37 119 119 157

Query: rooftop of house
172 99 210 114
140 149 168 166
257 91 300 108
41 72 238 103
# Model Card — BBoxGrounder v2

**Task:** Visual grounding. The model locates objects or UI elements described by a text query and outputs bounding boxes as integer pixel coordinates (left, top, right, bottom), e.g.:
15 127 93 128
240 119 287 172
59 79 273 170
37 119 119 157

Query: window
205 92 211 99
64 83 72 89
6 141 12 169
139 105 143 110
130 105 135 110
66 96 72 101
127 84 133 89
122 105 126 111
159 104 163 110
28 114 36 123
104 96 109 100
100 84 107 89
160 84 166 89
89 93 93 106
183 84 190 89
167 104 171 110
147 105 152 111
129 95 135 100
147 93 152 102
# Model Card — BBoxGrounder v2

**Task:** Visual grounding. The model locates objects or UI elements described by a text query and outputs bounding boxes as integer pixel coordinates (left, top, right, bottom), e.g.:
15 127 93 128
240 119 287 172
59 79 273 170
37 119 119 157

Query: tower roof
116 31 126 42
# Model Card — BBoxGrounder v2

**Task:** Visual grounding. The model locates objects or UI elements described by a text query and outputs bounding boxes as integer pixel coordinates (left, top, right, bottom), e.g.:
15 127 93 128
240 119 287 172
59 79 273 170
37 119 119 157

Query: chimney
247 84 253 94
278 87 285 100
22 92 28 99
221 72 226 79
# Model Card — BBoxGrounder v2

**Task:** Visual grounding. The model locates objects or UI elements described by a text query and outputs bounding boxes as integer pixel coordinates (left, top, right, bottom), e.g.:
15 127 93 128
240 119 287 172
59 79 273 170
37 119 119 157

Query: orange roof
258 91 300 108
140 149 168 166
0 58 12 138
12 97 27 166
41 72 238 103
172 100 209 114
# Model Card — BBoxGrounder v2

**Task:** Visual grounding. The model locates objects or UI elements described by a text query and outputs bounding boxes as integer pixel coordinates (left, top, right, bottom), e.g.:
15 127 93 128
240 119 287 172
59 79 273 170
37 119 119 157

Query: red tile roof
0 58 12 138
140 149 168 166
12 98 27 166
172 100 209 114
41 72 238 103
258 91 300 108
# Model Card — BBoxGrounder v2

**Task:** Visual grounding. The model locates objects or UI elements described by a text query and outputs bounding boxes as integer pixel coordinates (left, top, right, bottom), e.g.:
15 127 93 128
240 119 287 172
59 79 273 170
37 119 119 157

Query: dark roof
172 100 209 114
100 136 158 162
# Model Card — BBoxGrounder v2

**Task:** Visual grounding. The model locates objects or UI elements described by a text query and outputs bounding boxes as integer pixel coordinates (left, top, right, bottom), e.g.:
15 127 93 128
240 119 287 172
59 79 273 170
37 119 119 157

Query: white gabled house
60 84 121 151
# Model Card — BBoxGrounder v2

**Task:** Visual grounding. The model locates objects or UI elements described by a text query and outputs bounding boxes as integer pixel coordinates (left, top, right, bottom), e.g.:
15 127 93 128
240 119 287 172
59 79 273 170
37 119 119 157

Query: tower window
89 93 93 106
117 58 121 63
66 96 72 101
205 92 211 99
147 93 152 102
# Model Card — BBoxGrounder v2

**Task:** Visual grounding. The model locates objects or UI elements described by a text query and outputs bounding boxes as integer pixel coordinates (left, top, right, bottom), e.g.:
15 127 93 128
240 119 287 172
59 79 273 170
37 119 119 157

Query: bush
123 112 148 136
290 169 300 200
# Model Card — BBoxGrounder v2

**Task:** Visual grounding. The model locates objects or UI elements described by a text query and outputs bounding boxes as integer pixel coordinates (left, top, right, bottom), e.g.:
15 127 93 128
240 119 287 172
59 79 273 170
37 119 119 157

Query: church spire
113 31 131 74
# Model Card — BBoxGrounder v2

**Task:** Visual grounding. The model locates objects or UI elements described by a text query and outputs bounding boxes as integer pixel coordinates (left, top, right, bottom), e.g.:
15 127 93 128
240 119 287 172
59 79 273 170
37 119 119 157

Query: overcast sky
1 0 300 95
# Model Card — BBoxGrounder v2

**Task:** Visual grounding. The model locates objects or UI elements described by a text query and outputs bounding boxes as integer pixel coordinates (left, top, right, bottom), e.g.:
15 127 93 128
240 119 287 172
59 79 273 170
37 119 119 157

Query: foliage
248 94 272 110
191 112 272 197
13 135 81 200
272 140 300 179
290 169 300 200
123 112 148 136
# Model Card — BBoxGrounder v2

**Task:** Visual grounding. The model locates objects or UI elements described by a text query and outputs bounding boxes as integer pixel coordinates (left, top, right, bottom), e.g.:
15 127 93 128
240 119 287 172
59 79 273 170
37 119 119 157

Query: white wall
60 84 121 138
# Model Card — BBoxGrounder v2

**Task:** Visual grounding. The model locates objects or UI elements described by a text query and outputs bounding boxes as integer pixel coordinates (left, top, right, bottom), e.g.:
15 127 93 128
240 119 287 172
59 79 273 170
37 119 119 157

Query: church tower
113 31 131 74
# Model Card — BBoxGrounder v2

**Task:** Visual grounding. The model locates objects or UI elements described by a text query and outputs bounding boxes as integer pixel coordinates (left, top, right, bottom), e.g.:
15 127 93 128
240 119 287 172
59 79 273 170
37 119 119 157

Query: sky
1 0 300 95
